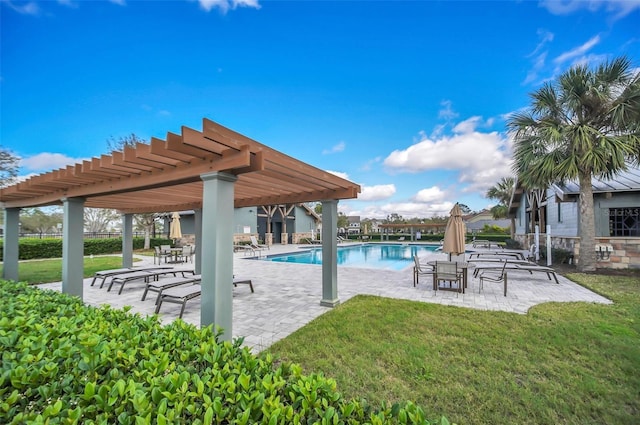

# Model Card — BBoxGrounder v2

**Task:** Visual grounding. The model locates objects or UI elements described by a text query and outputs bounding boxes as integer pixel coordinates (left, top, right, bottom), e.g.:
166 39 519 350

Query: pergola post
2 208 21 281
62 197 85 299
320 199 339 307
200 172 237 340
122 213 134 268
194 208 203 275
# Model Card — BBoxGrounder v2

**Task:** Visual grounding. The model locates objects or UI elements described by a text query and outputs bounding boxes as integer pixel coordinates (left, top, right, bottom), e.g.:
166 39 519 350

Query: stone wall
514 234 640 269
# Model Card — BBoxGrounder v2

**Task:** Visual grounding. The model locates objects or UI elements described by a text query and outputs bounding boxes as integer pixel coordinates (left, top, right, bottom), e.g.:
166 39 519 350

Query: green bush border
0 237 172 261
0 280 450 424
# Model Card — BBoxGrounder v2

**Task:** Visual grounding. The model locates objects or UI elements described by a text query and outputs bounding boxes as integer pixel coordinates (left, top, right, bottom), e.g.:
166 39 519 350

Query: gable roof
0 119 360 213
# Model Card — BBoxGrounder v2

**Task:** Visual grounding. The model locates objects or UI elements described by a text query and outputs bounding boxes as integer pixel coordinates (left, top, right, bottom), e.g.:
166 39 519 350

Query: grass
0 255 141 284
266 273 640 425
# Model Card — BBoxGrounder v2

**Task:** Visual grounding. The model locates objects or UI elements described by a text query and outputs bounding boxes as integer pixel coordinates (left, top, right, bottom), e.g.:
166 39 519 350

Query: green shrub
0 237 172 260
0 280 449 424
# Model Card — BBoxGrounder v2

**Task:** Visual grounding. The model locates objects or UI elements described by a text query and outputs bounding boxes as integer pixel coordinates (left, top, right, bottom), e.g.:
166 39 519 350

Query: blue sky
2 0 639 219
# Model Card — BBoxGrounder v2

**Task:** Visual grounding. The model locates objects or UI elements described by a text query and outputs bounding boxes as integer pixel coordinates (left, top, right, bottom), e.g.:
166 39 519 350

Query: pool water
262 243 440 271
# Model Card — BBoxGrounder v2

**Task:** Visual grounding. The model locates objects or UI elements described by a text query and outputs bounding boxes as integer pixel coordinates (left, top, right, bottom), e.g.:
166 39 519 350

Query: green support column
62 197 85 299
194 209 203 275
2 208 21 281
122 213 134 268
321 200 339 307
200 172 237 339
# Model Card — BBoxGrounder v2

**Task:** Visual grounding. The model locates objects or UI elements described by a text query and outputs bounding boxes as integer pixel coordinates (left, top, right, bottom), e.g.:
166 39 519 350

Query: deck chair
478 260 508 296
250 235 269 250
434 261 464 294
180 245 194 263
141 275 201 303
413 255 434 287
156 276 254 318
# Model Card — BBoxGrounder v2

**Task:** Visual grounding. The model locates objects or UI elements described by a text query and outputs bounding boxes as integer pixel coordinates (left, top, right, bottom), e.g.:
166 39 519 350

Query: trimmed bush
0 280 449 424
0 237 172 260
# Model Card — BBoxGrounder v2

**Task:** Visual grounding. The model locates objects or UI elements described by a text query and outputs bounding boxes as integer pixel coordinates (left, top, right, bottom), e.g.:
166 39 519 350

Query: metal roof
552 164 640 200
0 119 361 213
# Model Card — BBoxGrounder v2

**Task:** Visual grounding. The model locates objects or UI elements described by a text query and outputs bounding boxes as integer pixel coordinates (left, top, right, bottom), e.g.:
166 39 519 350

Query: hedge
0 237 173 261
0 280 452 424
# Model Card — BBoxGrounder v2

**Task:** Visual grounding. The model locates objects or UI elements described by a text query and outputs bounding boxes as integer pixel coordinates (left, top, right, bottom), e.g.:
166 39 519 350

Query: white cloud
523 51 548 85
358 184 396 201
413 186 445 203
453 116 484 134
437 100 458 121
347 201 456 220
359 156 381 172
110 0 126 5
383 121 512 194
554 35 601 65
20 153 85 173
540 0 640 20
3 1 40 14
322 141 345 155
198 0 260 13
326 170 350 180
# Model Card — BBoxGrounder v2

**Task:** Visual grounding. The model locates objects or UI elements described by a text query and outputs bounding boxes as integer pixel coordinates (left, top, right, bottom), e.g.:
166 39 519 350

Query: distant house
465 209 510 233
347 215 361 234
508 164 640 269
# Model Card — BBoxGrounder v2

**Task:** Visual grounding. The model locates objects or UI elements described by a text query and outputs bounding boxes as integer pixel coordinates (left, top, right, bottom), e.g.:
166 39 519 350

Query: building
508 164 640 269
165 203 321 246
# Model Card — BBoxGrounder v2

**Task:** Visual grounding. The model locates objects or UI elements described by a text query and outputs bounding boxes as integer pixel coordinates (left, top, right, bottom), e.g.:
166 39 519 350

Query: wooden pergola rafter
0 118 360 213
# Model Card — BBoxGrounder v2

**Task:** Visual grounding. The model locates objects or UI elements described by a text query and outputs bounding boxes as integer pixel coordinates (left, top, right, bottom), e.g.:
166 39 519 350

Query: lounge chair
250 236 269 250
108 269 194 295
91 265 174 288
141 275 201 303
155 276 254 318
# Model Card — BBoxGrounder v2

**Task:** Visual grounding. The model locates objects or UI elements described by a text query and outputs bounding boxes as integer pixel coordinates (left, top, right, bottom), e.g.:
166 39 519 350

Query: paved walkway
39 243 611 353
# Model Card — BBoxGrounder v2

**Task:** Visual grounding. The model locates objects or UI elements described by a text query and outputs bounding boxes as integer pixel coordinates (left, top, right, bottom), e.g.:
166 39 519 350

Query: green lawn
267 273 640 425
0 256 141 284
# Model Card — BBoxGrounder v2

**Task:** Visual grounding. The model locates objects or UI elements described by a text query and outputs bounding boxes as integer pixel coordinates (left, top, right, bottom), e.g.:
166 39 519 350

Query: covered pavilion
0 118 361 340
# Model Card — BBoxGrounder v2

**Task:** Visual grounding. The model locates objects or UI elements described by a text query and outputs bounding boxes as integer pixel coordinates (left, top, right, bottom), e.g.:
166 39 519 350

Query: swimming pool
261 243 440 271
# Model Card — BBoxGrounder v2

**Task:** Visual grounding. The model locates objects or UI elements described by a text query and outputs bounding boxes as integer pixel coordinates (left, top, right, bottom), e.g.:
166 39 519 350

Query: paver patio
39 243 612 353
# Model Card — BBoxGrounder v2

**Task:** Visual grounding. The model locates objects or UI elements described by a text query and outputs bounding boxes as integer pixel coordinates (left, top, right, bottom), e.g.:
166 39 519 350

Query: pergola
378 223 448 241
1 118 361 339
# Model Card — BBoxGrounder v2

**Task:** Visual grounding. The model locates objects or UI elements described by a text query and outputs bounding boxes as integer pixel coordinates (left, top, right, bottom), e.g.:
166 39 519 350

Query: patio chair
180 245 194 263
478 260 508 296
413 255 434 288
434 261 464 294
154 246 172 264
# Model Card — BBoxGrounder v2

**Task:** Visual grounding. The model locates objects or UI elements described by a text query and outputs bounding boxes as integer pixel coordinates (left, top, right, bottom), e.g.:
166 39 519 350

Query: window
609 207 640 237
557 202 562 223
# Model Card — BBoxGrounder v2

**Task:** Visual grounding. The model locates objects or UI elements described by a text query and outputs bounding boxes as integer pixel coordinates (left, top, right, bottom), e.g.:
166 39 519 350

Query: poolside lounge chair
478 260 508 296
413 255 434 287
91 265 174 288
141 275 201 303
250 236 269 250
109 269 194 295
155 276 254 318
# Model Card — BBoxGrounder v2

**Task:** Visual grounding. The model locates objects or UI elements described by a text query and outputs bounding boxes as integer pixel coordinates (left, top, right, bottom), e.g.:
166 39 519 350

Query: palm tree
486 177 515 238
508 56 640 272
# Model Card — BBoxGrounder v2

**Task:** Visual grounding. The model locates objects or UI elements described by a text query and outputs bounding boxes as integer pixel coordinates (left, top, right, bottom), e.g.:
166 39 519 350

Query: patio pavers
38 243 612 353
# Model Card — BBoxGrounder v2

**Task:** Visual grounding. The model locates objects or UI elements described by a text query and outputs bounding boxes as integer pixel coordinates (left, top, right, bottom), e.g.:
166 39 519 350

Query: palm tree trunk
510 217 515 239
577 171 596 272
